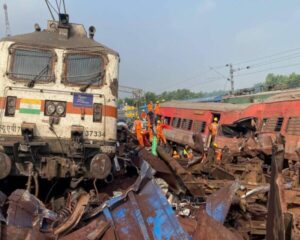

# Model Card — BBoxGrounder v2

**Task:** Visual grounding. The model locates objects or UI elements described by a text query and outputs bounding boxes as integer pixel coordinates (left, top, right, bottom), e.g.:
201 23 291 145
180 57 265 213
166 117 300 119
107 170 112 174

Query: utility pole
226 64 250 95
3 3 11 37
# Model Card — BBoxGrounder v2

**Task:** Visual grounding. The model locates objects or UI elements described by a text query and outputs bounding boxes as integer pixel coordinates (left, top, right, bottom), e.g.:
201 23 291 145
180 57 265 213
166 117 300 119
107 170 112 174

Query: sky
2 0 300 95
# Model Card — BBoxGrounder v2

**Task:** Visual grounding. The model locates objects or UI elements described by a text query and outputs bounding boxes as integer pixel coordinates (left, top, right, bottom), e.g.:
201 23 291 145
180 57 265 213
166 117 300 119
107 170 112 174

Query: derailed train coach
0 15 119 181
160 93 300 161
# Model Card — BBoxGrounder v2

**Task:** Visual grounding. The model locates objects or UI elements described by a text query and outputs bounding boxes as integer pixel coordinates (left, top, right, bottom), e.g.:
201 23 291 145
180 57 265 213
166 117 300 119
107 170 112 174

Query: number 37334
84 130 104 138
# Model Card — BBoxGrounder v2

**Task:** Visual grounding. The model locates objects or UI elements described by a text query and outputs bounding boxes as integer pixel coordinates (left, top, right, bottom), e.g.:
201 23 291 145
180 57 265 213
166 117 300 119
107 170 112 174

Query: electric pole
3 3 11 37
226 64 250 95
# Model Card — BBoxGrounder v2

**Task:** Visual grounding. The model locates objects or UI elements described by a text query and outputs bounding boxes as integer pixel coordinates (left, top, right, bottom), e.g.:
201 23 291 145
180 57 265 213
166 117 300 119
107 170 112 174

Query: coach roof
161 101 249 111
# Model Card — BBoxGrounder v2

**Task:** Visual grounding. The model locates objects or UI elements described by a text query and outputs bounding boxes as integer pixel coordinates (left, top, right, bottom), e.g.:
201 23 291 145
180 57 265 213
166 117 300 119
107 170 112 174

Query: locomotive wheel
0 152 12 179
90 154 112 180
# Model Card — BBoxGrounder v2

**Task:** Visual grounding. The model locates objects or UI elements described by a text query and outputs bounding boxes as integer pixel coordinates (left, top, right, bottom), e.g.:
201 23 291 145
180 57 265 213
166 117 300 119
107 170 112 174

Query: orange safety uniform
141 111 147 120
209 122 218 136
215 148 222 164
147 121 153 142
156 123 167 144
172 150 180 159
134 119 144 147
155 103 160 115
147 103 153 112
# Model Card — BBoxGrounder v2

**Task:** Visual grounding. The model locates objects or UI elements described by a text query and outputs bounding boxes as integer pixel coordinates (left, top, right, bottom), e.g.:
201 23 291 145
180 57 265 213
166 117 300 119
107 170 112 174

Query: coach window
9 48 54 82
164 116 171 125
65 54 105 86
182 119 193 130
172 118 182 128
286 117 300 135
193 121 206 133
262 117 284 132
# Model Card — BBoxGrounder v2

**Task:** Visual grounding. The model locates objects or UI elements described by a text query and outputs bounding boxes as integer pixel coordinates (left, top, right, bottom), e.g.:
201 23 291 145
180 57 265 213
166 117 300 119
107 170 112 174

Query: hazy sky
2 0 300 94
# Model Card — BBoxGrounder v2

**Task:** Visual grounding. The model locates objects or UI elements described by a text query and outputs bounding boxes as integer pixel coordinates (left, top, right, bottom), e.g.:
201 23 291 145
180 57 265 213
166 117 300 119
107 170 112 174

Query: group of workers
171 116 222 164
133 101 166 147
134 102 222 164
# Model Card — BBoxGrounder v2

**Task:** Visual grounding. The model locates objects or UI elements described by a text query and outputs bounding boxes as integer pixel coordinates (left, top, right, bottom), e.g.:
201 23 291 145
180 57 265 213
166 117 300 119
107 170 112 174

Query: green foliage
120 72 300 106
263 72 300 90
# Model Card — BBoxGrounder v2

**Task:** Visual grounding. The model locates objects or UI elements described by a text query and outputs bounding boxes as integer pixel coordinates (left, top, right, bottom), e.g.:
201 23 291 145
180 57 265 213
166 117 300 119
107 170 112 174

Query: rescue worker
183 145 189 158
141 109 147 120
155 101 160 115
147 101 153 113
214 143 222 164
172 147 180 159
147 117 153 142
156 120 167 145
134 117 144 147
147 101 154 126
209 117 219 146
183 145 193 160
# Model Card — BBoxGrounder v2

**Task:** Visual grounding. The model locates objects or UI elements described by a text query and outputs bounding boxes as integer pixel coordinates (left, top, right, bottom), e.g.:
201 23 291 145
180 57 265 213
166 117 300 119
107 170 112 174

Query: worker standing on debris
155 101 160 115
147 101 153 113
213 143 222 164
141 109 147 120
134 117 144 147
147 117 153 142
156 120 167 145
183 145 193 160
209 117 219 146
147 101 155 126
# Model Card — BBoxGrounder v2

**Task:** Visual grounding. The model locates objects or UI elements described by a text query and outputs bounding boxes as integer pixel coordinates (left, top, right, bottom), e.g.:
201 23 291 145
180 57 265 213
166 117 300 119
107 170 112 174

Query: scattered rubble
0 125 299 239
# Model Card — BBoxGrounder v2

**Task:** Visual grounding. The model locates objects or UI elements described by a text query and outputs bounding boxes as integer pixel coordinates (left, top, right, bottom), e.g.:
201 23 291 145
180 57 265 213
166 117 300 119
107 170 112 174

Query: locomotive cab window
65 54 104 86
9 48 54 82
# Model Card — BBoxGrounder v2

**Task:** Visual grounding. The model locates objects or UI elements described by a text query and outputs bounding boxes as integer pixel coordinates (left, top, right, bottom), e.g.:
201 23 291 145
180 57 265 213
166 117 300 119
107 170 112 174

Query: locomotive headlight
46 102 56 115
5 96 17 117
56 104 65 116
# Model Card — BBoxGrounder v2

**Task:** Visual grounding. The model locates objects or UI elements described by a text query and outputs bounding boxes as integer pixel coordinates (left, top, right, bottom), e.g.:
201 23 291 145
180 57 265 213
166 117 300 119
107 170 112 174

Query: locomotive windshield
65 54 104 86
9 48 53 82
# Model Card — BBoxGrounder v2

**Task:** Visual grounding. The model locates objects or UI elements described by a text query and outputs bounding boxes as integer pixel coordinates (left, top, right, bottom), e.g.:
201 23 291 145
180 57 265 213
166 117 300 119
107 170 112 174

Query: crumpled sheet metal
83 161 190 240
205 181 240 223
7 189 57 228
157 146 205 197
266 144 287 240
192 210 243 240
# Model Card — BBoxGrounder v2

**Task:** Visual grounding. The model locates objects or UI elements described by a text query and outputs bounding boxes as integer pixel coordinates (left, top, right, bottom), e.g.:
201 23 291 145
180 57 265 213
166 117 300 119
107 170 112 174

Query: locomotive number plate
84 130 104 138
0 124 21 134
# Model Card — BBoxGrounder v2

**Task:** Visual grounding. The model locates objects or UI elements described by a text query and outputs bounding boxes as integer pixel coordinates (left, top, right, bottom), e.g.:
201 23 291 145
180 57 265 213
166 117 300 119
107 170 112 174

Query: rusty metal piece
191 210 243 240
0 152 11 179
83 161 190 240
138 148 185 195
2 225 55 240
7 189 57 228
90 154 112 180
54 193 90 235
206 181 240 223
266 139 288 240
157 146 206 197
60 219 111 240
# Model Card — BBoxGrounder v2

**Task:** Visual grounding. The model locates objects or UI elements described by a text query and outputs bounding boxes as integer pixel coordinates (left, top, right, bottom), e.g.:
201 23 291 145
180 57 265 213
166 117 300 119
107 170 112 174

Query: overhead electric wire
212 47 300 70
236 62 300 78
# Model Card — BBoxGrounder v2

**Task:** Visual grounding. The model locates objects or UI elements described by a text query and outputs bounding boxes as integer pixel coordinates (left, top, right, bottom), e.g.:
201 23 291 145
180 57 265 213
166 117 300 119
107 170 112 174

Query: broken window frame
172 117 182 128
8 46 56 83
181 119 193 131
193 120 207 133
63 52 108 88
286 117 300 135
164 116 171 125
261 117 284 133
220 117 258 138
